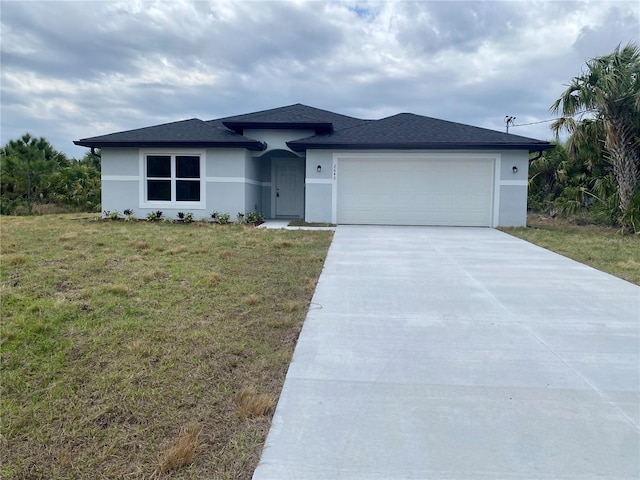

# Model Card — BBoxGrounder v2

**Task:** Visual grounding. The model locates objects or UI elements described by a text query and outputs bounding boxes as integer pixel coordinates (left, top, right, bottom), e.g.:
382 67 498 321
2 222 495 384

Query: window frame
139 149 206 209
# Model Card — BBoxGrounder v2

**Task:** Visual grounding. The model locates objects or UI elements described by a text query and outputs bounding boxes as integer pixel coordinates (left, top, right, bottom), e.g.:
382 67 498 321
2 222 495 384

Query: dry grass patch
282 301 301 313
157 423 201 473
167 245 188 255
58 232 78 242
244 294 260 306
235 387 275 419
273 238 293 248
2 254 28 265
130 240 150 250
101 283 129 296
200 271 222 287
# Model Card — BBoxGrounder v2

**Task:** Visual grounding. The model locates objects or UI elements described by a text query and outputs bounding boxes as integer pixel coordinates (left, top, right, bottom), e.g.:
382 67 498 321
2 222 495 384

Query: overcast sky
1 0 638 159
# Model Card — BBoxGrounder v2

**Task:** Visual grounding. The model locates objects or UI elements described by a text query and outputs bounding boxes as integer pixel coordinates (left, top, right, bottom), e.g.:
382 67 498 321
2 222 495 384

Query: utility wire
512 118 557 127
511 111 589 128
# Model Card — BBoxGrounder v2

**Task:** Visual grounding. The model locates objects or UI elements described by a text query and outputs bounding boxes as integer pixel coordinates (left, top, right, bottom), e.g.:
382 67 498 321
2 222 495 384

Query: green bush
244 211 265 225
211 212 230 224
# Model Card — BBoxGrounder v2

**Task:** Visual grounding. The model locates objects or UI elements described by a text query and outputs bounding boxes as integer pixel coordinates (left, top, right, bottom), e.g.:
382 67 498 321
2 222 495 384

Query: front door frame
272 157 305 219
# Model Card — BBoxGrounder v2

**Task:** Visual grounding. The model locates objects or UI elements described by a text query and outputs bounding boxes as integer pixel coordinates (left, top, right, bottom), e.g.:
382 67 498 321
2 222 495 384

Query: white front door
275 159 304 218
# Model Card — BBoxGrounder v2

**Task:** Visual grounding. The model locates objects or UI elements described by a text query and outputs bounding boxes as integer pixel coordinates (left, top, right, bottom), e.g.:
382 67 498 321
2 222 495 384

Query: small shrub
245 211 265 225
215 213 230 225
146 210 163 221
183 212 194 224
103 210 121 220
13 205 30 216
123 209 136 221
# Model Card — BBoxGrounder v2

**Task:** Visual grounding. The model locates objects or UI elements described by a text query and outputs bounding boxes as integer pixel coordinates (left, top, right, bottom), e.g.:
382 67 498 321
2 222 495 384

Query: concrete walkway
258 219 336 231
253 226 640 480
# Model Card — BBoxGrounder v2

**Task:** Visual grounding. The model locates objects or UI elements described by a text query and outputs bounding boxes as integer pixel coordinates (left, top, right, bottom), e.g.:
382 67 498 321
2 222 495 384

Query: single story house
74 103 553 227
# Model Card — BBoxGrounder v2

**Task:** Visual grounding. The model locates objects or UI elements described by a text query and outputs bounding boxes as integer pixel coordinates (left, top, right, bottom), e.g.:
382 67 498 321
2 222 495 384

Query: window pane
147 156 171 177
176 180 200 201
176 156 200 178
147 180 171 201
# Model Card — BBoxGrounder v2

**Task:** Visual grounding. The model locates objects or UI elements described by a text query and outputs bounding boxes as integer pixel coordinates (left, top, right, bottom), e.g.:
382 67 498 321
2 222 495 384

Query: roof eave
73 140 267 151
287 142 555 153
223 121 333 134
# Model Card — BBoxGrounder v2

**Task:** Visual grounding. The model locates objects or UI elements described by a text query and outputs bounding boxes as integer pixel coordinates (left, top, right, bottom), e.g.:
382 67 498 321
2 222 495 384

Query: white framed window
139 150 206 208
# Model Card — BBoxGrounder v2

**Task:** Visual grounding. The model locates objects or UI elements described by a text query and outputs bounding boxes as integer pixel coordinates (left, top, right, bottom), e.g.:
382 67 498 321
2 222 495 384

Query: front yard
0 215 333 479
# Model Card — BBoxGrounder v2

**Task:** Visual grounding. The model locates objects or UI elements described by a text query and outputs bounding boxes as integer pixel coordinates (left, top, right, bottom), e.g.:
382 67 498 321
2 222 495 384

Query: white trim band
205 177 265 186
306 178 333 185
500 180 528 186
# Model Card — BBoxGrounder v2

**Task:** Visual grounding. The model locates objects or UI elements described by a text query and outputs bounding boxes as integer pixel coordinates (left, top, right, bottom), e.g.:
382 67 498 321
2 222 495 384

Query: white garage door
337 157 494 226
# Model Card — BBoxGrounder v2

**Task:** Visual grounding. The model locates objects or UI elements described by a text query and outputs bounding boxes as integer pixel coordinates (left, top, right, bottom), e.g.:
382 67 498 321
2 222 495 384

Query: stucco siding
243 151 262 214
498 150 529 227
499 151 530 182
101 179 139 214
243 129 314 153
101 148 139 176
305 150 334 222
305 183 333 223
207 182 245 220
306 150 333 180
206 148 246 177
499 185 528 227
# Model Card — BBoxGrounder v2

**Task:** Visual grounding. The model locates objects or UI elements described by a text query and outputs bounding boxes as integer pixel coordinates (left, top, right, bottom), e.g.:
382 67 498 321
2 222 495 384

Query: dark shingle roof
75 105 552 153
287 113 553 152
74 118 266 150
211 103 367 132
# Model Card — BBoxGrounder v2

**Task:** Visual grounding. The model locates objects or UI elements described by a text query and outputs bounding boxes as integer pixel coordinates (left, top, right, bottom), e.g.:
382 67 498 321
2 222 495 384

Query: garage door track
253 226 640 479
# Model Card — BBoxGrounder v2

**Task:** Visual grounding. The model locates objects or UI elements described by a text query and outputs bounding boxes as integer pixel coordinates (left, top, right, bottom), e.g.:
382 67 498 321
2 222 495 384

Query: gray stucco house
74 104 553 227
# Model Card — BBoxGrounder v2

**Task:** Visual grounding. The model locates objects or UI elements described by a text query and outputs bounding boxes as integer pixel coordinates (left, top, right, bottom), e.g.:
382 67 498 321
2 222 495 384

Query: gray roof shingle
212 103 367 132
287 113 553 152
75 105 552 153
74 118 266 150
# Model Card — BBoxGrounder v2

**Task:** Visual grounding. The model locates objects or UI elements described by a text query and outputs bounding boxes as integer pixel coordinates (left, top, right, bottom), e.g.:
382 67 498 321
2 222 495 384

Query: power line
509 111 590 129
512 118 557 127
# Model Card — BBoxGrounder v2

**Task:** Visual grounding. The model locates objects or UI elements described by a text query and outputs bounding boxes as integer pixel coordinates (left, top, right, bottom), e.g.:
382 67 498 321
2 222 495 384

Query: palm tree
550 43 640 221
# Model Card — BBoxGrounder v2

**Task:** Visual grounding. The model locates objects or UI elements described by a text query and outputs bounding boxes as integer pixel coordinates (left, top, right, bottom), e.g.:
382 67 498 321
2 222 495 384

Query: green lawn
0 215 333 479
502 216 640 285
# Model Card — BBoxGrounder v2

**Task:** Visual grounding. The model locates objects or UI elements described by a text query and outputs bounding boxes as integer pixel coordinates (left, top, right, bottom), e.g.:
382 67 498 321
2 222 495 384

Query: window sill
140 201 206 210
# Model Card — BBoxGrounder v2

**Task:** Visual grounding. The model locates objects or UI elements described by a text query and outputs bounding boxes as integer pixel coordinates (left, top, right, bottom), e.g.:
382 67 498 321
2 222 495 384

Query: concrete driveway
253 226 640 479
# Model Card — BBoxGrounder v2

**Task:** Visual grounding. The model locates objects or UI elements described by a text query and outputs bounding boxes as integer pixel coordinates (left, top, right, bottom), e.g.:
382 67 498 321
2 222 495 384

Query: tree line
529 42 640 232
0 133 101 215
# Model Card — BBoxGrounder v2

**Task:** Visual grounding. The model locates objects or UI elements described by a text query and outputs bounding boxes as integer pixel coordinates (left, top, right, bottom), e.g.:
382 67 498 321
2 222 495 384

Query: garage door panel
337 157 494 226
